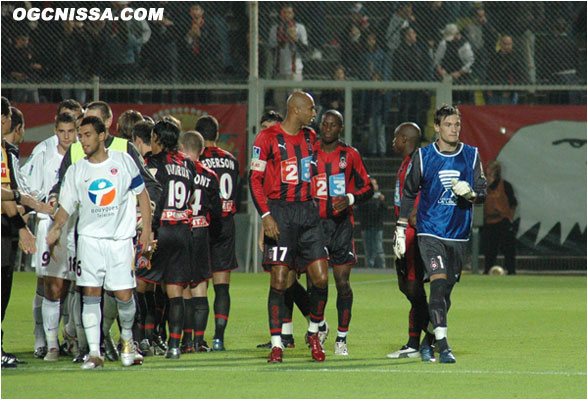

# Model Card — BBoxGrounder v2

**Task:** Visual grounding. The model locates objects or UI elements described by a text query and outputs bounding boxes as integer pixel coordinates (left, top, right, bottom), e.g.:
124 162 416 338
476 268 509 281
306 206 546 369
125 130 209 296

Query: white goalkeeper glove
451 178 476 201
393 221 408 259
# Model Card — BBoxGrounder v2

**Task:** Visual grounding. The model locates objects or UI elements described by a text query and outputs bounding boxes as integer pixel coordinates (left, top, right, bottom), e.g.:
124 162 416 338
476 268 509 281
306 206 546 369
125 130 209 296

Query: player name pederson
201 157 235 171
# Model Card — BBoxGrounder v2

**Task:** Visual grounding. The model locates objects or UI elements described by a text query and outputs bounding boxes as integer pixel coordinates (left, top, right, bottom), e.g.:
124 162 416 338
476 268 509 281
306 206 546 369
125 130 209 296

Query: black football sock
287 280 310 317
154 286 168 340
268 286 285 346
135 291 147 343
182 298 195 345
408 292 428 349
213 284 230 341
144 291 156 342
193 296 209 344
167 297 184 349
429 279 449 352
336 290 353 341
308 286 327 335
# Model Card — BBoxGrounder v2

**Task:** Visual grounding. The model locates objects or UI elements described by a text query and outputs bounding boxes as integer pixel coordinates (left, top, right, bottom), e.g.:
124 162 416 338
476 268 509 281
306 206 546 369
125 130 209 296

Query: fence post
436 75 453 107
92 76 100 101
344 85 352 145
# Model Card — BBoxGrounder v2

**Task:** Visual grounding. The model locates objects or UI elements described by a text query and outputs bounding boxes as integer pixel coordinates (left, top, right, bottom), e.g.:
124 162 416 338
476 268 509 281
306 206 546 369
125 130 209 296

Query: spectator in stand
464 7 498 82
359 32 387 158
339 3 370 78
84 20 107 78
183 3 233 82
5 29 42 103
392 27 431 129
103 1 151 82
537 17 579 104
55 20 89 103
434 23 475 103
319 65 346 121
434 24 474 83
413 2 453 50
384 2 414 79
356 178 387 269
485 35 525 105
268 4 309 113
482 160 517 275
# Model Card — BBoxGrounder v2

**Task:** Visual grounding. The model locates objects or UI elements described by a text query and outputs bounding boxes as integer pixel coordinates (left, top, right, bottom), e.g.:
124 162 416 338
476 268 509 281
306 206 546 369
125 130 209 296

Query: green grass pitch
1 271 586 399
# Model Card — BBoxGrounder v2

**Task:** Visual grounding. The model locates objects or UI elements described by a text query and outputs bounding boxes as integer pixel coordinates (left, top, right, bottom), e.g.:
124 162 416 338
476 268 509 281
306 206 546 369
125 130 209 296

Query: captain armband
250 159 267 173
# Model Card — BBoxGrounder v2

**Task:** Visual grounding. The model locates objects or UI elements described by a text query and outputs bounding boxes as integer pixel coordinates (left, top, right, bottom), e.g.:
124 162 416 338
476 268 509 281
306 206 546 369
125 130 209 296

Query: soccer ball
489 265 506 276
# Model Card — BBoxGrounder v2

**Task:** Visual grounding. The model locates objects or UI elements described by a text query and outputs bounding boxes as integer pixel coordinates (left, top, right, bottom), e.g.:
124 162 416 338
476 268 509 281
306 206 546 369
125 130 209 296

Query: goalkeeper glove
451 178 476 200
393 221 408 259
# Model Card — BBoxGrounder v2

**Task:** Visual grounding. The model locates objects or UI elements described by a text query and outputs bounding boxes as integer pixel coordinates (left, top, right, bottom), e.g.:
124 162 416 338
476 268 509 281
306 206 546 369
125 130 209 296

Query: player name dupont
12 7 164 22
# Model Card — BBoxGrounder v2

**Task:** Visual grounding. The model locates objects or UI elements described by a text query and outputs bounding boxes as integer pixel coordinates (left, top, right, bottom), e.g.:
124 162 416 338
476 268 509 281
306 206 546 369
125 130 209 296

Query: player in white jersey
22 100 84 360
21 113 77 361
47 116 155 369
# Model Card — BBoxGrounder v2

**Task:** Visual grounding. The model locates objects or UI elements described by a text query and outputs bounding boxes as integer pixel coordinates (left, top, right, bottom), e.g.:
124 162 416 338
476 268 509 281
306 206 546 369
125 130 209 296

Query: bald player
249 92 329 363
387 122 434 359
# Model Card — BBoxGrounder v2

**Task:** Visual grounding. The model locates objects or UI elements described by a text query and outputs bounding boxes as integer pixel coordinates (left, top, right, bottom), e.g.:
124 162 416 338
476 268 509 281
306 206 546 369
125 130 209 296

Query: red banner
14 103 248 176
459 105 586 252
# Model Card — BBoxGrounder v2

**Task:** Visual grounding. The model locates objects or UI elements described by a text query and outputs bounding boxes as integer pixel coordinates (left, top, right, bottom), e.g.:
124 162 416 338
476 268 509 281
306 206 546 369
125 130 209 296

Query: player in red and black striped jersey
178 130 222 354
249 92 329 363
387 122 434 360
310 110 373 356
195 115 239 351
144 120 200 359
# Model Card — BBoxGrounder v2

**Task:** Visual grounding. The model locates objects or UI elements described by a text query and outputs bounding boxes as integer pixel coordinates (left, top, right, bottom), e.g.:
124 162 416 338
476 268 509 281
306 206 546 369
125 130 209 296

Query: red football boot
306 333 325 362
267 346 283 363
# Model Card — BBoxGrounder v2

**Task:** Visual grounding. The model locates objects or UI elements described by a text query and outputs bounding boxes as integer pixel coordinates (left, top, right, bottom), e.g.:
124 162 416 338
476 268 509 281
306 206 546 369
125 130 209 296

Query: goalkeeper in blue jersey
394 105 486 364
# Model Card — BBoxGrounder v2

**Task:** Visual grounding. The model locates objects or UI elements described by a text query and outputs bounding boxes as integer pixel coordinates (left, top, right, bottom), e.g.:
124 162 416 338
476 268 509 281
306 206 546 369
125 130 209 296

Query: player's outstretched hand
19 193 54 215
451 178 476 200
262 214 280 241
393 221 407 259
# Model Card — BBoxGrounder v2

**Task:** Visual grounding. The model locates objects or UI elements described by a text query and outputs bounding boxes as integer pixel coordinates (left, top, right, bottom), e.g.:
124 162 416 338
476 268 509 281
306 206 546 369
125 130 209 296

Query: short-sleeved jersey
21 136 64 220
200 146 239 217
400 142 486 241
249 124 317 216
59 150 145 240
310 141 373 219
147 151 198 229
190 159 222 229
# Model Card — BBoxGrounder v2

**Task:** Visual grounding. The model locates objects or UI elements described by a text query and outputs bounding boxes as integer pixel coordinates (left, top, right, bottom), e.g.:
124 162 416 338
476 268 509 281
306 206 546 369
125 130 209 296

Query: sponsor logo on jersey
252 146 261 159
437 170 460 206
281 157 298 185
88 179 116 206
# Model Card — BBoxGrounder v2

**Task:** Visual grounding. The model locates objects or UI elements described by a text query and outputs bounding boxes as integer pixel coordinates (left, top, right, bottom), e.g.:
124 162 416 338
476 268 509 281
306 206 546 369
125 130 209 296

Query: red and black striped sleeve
348 147 373 204
248 130 273 216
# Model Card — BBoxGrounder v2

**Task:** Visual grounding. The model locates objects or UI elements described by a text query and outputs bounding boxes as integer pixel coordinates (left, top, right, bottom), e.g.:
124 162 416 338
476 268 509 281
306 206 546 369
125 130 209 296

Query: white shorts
33 218 75 280
76 235 136 291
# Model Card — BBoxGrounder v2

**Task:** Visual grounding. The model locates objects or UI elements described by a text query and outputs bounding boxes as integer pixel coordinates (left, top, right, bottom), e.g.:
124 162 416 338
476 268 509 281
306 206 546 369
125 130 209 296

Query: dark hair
321 109 343 126
153 119 180 151
470 6 484 17
55 112 77 128
1 97 10 117
180 130 205 156
85 101 112 120
10 107 23 132
117 110 143 140
260 110 283 125
400 26 413 39
57 99 83 116
194 115 219 141
80 116 106 135
132 120 154 145
434 104 460 125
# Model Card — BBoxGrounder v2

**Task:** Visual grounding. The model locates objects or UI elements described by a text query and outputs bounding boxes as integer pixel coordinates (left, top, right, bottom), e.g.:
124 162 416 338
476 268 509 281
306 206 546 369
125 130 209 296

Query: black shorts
396 227 426 282
209 215 238 272
320 214 356 267
417 235 468 285
263 200 328 273
139 224 192 285
191 227 212 286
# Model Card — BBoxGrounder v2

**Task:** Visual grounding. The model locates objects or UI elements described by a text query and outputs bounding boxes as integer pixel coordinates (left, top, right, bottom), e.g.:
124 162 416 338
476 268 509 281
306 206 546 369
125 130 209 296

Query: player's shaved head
287 91 313 111
395 122 421 142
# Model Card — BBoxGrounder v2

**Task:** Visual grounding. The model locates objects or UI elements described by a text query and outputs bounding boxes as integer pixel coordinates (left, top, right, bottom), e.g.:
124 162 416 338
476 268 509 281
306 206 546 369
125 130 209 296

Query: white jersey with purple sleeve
59 150 145 240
